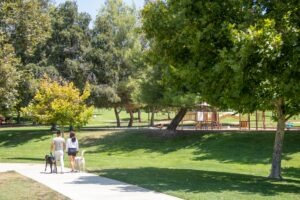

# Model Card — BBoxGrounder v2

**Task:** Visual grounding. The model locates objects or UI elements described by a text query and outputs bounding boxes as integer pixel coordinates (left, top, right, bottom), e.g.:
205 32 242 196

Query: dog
45 154 57 173
74 150 86 172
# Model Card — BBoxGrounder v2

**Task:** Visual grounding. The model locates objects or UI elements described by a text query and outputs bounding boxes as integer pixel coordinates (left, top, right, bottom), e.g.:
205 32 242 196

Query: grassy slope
0 171 69 200
0 127 299 200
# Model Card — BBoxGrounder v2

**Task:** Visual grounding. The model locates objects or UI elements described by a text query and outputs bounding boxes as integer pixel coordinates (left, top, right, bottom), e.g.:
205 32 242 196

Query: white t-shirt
53 137 65 151
66 138 79 150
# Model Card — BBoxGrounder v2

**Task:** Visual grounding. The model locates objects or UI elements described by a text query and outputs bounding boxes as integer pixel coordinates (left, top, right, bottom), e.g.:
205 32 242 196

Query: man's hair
56 130 61 135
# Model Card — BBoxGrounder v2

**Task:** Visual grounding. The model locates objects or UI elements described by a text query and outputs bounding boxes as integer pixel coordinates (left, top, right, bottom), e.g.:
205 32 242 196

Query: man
51 130 65 173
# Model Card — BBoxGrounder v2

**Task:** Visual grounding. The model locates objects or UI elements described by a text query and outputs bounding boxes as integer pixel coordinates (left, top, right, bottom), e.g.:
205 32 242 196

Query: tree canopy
142 0 300 178
22 77 94 130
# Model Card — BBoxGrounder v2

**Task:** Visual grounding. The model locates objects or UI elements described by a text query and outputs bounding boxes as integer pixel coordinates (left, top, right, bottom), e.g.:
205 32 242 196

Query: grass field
0 127 299 199
0 171 69 200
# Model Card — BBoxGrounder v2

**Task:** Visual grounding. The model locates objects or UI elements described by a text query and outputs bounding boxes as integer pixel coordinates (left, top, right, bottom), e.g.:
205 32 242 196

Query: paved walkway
0 163 181 200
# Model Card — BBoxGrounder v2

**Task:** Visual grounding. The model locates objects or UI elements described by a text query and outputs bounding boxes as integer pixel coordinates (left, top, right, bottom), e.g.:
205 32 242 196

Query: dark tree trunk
114 107 121 127
167 112 171 120
150 107 155 126
269 99 285 179
128 110 134 127
50 123 58 131
138 109 142 123
167 108 187 132
69 125 74 132
17 110 21 124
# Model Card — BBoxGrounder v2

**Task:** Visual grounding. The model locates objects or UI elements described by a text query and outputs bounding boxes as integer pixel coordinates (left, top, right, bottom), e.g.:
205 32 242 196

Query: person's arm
63 139 66 151
50 141 54 152
65 139 69 151
76 140 79 151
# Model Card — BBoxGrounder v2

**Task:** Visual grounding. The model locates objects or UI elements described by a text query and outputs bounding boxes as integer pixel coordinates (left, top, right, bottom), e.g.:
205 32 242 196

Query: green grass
87 108 174 127
0 127 300 199
0 171 69 200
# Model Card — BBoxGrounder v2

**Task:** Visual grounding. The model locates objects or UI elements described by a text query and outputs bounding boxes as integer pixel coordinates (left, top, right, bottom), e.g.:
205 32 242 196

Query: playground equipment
181 108 281 130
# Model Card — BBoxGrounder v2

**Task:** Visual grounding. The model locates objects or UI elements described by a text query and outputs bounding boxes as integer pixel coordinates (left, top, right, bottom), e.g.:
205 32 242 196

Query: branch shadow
7 157 44 161
0 129 50 147
90 167 300 197
282 167 300 180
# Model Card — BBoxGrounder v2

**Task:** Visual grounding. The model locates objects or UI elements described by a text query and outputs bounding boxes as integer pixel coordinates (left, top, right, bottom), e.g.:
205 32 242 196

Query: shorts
67 148 77 156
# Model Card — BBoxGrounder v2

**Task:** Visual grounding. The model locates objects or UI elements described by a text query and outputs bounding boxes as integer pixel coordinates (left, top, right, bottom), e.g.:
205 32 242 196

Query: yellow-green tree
23 77 94 131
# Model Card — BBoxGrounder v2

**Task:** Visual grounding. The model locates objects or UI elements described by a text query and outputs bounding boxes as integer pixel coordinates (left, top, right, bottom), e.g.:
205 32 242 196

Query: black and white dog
45 154 57 173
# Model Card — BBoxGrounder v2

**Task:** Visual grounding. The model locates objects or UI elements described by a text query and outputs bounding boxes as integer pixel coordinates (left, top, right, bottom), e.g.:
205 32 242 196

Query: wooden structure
182 107 278 130
181 103 221 130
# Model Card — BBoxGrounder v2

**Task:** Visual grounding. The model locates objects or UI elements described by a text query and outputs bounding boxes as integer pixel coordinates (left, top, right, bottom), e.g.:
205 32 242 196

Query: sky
54 0 145 24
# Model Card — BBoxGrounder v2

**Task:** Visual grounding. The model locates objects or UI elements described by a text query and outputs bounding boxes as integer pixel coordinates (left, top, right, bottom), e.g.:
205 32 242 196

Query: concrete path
0 163 181 200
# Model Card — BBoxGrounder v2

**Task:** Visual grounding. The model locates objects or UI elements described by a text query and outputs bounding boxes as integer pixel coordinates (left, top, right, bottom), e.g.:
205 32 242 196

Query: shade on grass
0 127 299 199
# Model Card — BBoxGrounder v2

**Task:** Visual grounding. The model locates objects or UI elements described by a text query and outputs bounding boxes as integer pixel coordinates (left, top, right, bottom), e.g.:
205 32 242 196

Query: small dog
74 150 86 172
45 154 57 173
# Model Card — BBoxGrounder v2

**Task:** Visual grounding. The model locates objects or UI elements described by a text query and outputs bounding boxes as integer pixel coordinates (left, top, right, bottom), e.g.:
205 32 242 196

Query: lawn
86 108 175 127
0 126 299 200
0 171 69 200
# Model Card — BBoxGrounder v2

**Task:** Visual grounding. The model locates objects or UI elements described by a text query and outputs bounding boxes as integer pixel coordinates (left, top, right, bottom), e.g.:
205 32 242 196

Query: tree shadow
80 130 205 154
90 167 300 197
80 130 300 164
282 167 300 180
0 129 51 147
7 157 44 161
191 132 300 164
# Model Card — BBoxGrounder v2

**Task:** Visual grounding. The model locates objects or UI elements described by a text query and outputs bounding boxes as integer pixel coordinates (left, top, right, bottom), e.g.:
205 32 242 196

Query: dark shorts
68 148 77 156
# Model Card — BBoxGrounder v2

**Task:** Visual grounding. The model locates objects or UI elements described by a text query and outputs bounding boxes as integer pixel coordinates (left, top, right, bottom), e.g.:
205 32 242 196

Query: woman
66 131 79 172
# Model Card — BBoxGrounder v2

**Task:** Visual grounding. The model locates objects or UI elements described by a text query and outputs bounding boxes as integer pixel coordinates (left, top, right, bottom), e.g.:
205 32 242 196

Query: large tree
41 1 91 88
0 0 52 120
142 0 299 179
0 32 20 114
87 0 142 127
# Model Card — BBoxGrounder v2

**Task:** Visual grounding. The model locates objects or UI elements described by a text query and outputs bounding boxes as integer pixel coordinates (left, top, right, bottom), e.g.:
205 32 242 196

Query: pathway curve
0 163 181 200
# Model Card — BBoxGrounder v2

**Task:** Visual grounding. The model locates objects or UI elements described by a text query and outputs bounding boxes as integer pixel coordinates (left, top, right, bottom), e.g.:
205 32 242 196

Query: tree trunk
128 110 134 127
138 109 142 123
167 108 188 132
114 107 121 127
69 125 74 132
150 107 155 126
269 99 285 179
167 112 171 120
50 123 58 131
17 110 21 124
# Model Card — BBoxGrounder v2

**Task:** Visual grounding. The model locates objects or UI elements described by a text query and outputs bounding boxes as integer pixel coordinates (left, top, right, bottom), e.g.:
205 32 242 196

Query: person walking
66 131 79 172
51 130 65 173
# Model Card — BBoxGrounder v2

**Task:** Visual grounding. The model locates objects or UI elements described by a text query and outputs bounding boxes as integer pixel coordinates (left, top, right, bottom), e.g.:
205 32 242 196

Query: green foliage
87 0 143 110
22 77 94 129
0 9 16 114
0 32 20 113
0 0 52 63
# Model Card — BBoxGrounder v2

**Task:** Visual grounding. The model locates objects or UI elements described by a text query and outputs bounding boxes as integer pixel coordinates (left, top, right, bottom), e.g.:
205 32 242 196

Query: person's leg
71 155 75 171
54 151 63 173
59 150 64 173
68 155 73 171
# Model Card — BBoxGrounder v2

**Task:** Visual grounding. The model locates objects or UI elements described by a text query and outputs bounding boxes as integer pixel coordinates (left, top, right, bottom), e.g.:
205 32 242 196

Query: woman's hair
69 132 76 142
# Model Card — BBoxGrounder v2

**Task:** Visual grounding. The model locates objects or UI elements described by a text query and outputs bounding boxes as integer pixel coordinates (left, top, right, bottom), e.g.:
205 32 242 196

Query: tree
87 0 142 127
22 77 94 132
0 31 20 114
0 0 52 120
0 0 52 63
42 1 91 88
142 0 299 178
